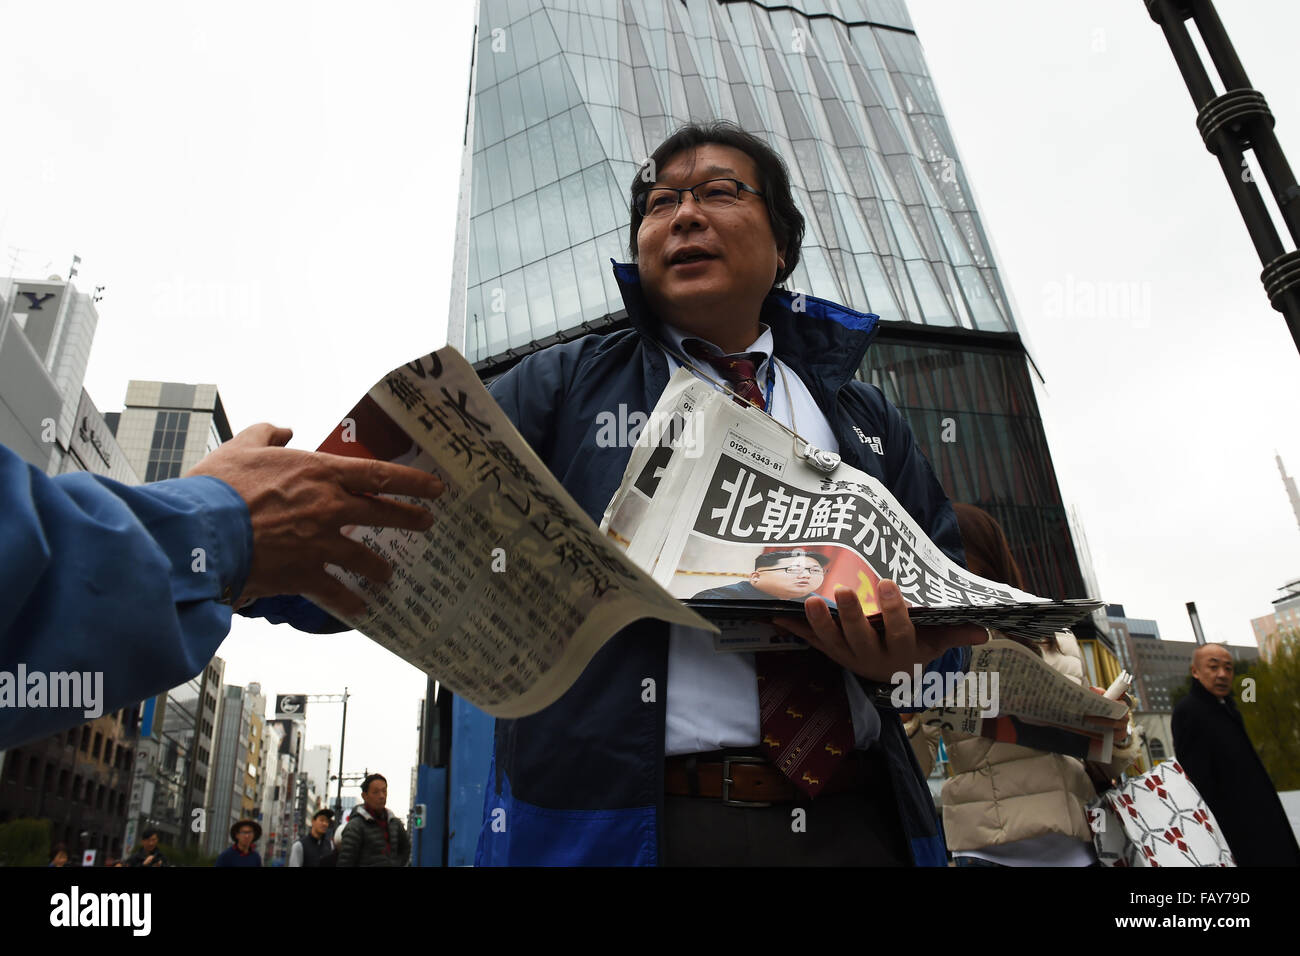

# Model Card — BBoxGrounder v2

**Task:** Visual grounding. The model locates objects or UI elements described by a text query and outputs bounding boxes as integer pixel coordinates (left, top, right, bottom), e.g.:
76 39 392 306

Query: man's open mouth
670 250 717 264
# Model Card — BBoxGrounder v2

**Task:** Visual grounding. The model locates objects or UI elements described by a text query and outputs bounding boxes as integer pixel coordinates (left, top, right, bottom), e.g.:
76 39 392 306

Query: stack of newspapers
599 369 1104 652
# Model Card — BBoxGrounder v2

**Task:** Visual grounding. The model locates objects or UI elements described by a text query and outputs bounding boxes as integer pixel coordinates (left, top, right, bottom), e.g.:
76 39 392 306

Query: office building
205 683 266 856
452 0 1093 613
1251 577 1300 662
301 745 332 805
105 378 235 853
121 656 225 854
0 708 136 861
1106 604 1162 710
110 380 233 481
0 275 102 475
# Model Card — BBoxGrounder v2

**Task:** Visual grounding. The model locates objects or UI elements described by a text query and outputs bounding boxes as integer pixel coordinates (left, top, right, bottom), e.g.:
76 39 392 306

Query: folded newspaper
599 368 1104 652
313 347 714 719
910 639 1130 763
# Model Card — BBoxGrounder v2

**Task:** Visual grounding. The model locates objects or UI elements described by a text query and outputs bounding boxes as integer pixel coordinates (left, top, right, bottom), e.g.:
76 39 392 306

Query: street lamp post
1146 0 1300 353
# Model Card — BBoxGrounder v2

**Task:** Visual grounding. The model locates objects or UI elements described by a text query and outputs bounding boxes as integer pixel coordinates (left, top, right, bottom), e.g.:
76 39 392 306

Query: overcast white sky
3 0 1298 815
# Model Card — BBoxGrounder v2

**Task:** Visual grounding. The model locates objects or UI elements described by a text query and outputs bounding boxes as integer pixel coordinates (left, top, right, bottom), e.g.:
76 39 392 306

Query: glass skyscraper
452 0 1089 604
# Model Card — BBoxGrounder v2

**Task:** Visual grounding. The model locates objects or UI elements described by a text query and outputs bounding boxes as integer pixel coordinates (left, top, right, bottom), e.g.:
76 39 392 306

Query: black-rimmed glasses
635 178 764 218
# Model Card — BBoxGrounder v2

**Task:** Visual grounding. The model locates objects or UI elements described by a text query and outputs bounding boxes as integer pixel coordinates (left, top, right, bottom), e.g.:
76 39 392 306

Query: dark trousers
660 747 911 866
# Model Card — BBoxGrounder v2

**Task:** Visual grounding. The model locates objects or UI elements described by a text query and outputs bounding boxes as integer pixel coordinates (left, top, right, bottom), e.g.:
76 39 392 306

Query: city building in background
1252 577 1300 662
301 745 332 807
451 0 1094 623
1107 604 1166 771
204 683 265 855
243 706 266 823
0 706 136 861
266 717 309 863
0 273 104 475
259 722 287 863
122 656 225 854
1106 605 1162 711
109 380 233 481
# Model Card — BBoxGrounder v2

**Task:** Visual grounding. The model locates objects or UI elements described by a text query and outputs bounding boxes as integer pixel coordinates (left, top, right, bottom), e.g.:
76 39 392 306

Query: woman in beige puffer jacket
910 504 1141 866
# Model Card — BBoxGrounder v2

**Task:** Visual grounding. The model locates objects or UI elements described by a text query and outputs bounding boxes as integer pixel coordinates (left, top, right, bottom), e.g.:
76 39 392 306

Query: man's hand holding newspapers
771 578 989 682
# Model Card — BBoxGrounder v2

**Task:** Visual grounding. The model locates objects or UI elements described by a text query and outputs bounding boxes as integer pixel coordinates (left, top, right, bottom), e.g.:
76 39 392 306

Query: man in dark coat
337 773 410 867
125 827 168 867
1172 643 1300 866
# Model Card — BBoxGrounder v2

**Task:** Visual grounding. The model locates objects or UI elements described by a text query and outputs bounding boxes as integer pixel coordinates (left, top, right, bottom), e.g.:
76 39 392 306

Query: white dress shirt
655 322 882 755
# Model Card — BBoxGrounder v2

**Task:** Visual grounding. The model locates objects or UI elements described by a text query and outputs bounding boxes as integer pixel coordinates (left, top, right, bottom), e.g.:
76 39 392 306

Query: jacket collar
611 261 879 392
1189 676 1236 709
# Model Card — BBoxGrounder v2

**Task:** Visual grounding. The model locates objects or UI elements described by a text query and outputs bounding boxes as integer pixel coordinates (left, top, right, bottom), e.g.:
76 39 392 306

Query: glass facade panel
548 249 583 333
519 66 547 126
551 110 581 180
524 260 558 341
559 171 594 243
494 204 522 275
500 269 528 351
145 410 191 482
536 181 570 255
538 55 571 118
515 191 546 266
479 85 504 147
571 238 607 316
498 75 526 139
505 131 535 196
527 121 558 189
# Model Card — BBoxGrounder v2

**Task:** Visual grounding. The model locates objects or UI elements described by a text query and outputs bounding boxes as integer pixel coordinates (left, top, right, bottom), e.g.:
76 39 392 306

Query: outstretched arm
1 426 443 749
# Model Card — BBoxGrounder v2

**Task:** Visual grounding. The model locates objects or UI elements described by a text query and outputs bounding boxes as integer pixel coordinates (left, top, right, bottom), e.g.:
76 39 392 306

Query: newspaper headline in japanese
600 368 1103 653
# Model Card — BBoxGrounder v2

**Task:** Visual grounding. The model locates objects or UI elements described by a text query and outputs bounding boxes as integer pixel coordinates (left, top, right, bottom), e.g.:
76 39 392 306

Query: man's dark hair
140 827 159 841
629 121 805 287
754 549 829 571
312 808 334 821
361 773 387 794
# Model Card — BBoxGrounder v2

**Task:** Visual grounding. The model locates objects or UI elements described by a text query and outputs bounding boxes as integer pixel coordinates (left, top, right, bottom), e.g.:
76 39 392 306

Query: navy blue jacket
214 847 262 868
475 262 968 866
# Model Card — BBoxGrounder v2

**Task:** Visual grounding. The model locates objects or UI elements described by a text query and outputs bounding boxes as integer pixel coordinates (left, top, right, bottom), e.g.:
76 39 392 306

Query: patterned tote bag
1086 761 1235 867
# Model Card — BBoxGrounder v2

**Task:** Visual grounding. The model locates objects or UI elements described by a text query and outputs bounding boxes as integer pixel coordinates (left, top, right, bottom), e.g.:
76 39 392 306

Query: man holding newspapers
473 122 994 866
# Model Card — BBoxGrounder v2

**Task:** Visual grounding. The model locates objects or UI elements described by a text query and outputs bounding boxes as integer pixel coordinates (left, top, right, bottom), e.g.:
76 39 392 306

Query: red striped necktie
682 340 767 410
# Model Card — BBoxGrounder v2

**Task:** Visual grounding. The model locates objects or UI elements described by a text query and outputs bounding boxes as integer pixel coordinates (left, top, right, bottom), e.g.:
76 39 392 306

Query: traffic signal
412 803 426 829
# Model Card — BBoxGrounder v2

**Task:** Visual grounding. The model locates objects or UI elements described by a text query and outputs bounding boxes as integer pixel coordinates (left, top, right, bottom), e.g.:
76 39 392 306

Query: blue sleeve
0 443 253 749
238 595 350 633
